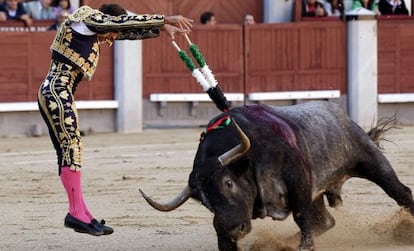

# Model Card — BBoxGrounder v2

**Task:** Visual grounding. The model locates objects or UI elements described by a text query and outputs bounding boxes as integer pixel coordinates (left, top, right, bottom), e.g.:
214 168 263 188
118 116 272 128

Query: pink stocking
60 166 91 223
81 194 95 221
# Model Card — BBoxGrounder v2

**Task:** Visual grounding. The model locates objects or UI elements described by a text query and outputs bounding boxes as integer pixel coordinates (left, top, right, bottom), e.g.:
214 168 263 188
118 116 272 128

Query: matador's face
98 32 119 47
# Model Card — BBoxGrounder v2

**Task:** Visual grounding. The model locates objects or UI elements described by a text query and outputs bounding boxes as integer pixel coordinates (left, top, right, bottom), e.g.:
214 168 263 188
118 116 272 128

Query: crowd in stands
303 0 409 17
0 0 74 29
199 11 256 26
198 0 410 25
0 0 410 30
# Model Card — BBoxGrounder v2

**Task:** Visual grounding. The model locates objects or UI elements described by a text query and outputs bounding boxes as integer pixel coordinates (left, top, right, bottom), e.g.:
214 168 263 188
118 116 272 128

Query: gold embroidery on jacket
50 6 164 80
50 22 100 80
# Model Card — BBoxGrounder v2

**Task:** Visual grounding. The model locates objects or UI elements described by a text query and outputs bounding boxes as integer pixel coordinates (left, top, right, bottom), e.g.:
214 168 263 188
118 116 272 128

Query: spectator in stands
37 3 192 237
47 8 67 30
52 0 74 16
323 0 344 16
24 0 55 20
200 11 216 25
378 0 409 15
302 0 328 17
0 0 32 26
243 14 255 25
352 0 381 15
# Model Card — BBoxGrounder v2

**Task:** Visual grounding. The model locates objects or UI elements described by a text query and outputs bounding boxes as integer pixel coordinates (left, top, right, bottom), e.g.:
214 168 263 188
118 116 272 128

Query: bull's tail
367 115 399 149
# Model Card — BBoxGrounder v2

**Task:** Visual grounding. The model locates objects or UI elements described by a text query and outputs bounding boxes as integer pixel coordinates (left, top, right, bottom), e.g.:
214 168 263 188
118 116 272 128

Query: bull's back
232 101 366 180
235 101 352 145
266 101 357 160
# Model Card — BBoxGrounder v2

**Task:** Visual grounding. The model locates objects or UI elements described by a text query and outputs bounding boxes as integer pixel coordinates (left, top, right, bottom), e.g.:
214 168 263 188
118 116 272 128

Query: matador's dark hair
99 3 127 16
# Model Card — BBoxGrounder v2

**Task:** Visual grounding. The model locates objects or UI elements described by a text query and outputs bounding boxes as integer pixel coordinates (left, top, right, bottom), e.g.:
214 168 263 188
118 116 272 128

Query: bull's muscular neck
242 104 312 185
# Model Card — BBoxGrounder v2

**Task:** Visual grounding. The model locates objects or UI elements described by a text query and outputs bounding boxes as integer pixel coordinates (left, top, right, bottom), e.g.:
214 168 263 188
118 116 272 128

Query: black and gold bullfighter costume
38 6 164 172
37 4 167 236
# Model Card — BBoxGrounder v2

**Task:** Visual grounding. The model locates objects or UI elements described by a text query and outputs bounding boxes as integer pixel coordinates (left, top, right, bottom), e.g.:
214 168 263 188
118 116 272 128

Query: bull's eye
225 180 233 189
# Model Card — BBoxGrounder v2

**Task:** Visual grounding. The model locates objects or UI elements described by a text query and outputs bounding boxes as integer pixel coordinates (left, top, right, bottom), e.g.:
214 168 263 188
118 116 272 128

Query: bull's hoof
325 191 343 208
299 237 314 251
312 214 335 236
328 196 342 208
298 247 314 251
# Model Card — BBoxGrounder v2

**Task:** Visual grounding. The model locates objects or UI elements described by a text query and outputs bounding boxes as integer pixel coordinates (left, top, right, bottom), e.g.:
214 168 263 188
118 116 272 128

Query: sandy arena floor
1 126 414 251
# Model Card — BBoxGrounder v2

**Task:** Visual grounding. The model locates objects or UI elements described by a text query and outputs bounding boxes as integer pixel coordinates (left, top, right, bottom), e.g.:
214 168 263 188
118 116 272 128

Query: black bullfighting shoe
91 219 114 235
64 213 104 236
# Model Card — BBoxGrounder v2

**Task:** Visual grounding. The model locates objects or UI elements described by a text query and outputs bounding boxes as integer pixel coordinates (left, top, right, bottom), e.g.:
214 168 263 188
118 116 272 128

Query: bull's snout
229 221 252 241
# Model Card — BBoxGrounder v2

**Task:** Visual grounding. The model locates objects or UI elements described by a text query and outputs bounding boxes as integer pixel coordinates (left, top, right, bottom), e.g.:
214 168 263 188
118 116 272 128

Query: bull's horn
218 120 251 166
139 186 192 212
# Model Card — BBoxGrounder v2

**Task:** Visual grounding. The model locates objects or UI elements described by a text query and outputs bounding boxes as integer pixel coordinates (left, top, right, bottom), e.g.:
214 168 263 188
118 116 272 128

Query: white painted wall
347 18 378 128
263 0 294 23
114 40 143 133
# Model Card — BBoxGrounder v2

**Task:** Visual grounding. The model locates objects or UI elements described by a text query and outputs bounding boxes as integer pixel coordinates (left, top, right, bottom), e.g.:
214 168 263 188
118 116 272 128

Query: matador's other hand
163 23 191 40
165 15 193 30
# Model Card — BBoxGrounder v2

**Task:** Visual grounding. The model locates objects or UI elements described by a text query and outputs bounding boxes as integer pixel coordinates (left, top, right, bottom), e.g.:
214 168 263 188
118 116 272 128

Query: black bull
140 101 414 251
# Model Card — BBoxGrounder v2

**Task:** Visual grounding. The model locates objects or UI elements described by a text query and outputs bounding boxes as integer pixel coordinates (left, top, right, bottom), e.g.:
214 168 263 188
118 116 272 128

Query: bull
139 101 414 251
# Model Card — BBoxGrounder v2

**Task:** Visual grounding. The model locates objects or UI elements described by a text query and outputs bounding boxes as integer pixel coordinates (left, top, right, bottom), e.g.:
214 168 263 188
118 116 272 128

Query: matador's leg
38 62 104 236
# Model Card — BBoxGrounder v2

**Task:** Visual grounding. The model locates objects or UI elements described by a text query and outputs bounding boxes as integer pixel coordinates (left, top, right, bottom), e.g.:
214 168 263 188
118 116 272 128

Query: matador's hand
165 15 193 30
163 23 191 40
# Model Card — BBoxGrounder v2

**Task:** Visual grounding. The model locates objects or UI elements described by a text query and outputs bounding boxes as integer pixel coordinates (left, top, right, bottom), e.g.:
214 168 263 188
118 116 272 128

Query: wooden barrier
1 19 414 105
244 21 346 94
0 21 114 103
377 17 414 94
